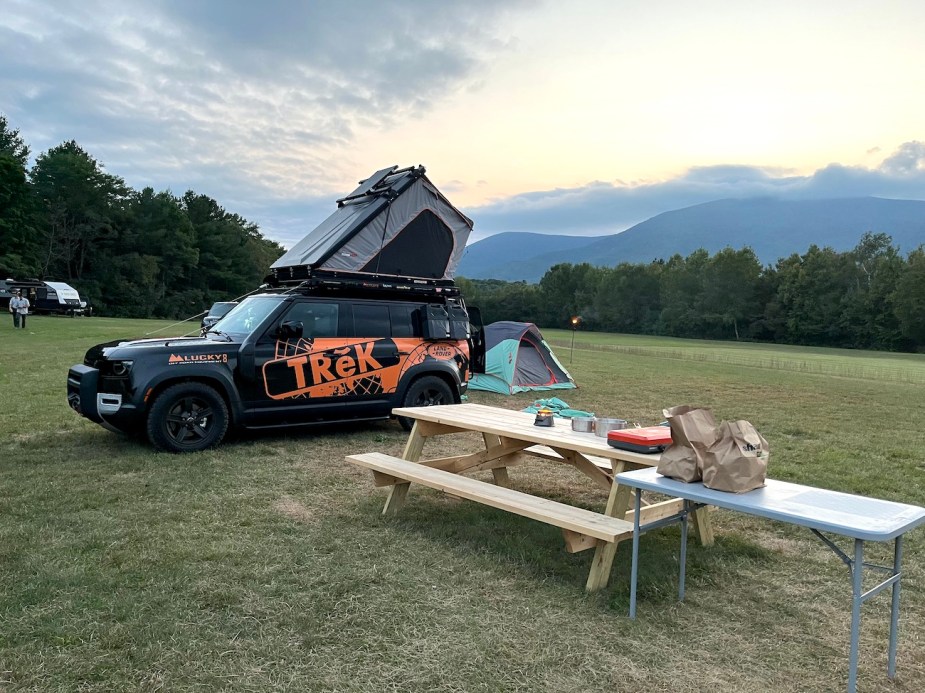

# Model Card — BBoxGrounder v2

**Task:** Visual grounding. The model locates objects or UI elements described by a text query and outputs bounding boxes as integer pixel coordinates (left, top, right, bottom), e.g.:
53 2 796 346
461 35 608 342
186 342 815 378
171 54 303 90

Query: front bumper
67 365 103 422
67 364 137 433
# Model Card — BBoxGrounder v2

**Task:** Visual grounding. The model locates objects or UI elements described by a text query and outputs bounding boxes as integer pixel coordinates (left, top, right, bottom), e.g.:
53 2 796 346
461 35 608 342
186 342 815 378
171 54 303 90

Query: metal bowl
594 417 628 437
570 416 596 433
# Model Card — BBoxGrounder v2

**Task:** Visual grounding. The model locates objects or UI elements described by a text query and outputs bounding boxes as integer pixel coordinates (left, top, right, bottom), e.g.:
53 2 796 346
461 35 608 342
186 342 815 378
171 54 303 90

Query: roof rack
335 165 422 207
262 268 460 300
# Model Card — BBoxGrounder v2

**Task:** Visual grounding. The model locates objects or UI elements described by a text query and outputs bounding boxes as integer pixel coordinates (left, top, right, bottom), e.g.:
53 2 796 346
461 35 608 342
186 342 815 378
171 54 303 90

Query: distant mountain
457 197 925 282
458 231 605 271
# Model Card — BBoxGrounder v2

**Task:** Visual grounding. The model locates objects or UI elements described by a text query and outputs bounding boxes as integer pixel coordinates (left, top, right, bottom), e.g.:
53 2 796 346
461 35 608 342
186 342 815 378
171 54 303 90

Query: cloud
3 1 925 251
879 141 925 175
0 0 527 245
463 142 925 240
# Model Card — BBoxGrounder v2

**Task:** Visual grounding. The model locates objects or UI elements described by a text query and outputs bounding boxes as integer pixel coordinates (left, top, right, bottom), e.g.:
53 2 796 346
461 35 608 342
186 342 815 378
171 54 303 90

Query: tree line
4 114 924 351
1 115 284 319
458 233 925 352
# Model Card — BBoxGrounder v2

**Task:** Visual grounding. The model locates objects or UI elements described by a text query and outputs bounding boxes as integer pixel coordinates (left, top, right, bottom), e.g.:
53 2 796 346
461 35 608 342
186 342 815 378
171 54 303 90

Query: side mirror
277 320 304 340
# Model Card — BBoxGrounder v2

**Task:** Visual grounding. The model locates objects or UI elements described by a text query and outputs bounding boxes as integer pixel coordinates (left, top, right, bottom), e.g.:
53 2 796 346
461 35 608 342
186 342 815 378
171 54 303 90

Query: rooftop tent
268 165 473 284
469 321 577 395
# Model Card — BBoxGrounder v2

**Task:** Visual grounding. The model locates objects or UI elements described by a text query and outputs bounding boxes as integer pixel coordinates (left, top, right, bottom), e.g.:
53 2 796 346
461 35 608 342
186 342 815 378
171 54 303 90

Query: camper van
0 279 91 316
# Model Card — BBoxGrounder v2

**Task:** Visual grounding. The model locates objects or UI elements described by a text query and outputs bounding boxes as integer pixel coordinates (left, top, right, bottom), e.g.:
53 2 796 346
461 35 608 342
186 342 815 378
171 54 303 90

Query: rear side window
353 304 391 337
389 304 419 338
284 302 340 337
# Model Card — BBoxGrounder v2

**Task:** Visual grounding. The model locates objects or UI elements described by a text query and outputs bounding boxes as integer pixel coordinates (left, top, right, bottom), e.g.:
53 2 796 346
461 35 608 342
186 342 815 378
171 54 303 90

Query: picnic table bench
346 452 635 588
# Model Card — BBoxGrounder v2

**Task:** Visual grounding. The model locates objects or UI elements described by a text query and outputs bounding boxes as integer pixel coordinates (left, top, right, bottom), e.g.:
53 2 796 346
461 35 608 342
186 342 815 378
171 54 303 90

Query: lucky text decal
169 353 229 365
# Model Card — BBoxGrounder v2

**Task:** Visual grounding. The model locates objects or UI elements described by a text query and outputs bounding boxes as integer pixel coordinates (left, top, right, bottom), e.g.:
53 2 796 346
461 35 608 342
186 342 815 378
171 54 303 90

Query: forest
3 114 925 351
459 234 925 352
0 115 285 319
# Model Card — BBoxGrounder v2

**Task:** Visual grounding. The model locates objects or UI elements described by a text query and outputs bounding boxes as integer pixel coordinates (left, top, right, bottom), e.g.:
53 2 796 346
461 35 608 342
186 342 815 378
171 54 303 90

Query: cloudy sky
3 0 925 245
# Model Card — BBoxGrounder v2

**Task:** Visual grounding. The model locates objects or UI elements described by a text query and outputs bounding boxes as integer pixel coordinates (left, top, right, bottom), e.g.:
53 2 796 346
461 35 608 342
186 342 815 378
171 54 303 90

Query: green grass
2 317 925 691
545 329 925 384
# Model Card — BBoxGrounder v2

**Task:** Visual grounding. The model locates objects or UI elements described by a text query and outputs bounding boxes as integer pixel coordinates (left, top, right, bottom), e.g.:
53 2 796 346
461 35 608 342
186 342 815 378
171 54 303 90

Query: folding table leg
848 539 863 693
888 536 903 679
628 494 695 617
629 492 642 619
679 500 689 602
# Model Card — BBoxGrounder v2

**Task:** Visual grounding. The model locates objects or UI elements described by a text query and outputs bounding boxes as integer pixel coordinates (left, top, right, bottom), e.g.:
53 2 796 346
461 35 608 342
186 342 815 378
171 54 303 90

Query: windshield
209 302 237 318
209 296 281 335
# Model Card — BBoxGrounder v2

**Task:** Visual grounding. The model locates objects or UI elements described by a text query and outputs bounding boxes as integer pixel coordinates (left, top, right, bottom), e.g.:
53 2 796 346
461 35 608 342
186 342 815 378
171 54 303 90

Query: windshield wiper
207 329 233 341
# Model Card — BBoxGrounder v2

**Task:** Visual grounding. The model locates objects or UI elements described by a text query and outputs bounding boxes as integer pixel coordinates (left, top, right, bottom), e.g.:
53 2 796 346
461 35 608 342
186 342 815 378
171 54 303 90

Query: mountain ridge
457 196 925 282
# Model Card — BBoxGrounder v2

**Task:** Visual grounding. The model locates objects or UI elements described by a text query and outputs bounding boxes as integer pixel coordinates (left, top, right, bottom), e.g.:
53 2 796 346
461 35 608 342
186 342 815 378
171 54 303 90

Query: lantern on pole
569 315 581 363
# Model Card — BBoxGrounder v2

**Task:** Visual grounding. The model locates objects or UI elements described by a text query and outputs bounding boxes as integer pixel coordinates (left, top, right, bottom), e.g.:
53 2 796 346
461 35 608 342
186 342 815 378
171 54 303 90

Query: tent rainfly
469 321 577 395
268 165 473 284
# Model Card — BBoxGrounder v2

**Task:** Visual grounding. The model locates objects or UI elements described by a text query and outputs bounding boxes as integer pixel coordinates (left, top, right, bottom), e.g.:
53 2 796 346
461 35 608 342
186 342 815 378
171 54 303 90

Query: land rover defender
68 276 484 452
67 163 484 452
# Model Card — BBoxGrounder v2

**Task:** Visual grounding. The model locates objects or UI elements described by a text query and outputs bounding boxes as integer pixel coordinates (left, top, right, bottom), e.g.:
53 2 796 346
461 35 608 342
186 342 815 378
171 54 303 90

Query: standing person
9 290 29 329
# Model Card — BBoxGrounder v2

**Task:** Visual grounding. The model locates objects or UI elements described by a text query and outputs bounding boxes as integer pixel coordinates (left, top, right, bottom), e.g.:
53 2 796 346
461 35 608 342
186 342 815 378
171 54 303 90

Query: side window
389 304 419 338
353 303 391 338
284 302 339 338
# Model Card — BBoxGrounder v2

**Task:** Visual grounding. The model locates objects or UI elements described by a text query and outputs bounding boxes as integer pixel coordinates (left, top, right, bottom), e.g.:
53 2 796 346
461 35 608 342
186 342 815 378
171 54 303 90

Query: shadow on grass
227 418 404 445
349 491 779 612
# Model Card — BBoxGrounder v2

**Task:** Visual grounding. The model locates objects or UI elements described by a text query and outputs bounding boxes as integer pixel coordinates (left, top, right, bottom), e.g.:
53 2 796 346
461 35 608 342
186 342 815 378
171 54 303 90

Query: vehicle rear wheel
397 376 454 431
147 382 229 453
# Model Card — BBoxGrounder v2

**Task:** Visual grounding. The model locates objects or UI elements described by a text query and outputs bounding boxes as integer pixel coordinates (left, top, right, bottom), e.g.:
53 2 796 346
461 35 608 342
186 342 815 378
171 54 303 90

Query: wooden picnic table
383 402 714 590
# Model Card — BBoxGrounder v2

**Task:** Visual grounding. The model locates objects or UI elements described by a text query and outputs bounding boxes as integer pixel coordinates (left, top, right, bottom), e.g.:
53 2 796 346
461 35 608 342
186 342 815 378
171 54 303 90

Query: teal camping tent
469 321 576 395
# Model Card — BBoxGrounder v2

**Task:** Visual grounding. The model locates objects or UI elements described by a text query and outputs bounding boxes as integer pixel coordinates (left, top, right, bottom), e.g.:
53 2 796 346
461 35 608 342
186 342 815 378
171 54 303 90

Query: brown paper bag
656 405 719 482
702 420 769 493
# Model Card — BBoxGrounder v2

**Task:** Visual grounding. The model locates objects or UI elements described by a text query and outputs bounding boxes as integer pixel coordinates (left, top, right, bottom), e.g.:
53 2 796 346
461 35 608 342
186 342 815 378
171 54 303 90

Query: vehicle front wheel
397 376 455 431
146 382 229 453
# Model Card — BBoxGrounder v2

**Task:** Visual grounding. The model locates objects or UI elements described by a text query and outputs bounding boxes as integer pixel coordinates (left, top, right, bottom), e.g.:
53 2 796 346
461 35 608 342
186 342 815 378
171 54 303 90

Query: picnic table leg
483 432 511 488
585 462 633 592
586 540 619 592
383 421 428 515
382 482 411 516
401 421 427 463
691 506 715 546
604 462 629 517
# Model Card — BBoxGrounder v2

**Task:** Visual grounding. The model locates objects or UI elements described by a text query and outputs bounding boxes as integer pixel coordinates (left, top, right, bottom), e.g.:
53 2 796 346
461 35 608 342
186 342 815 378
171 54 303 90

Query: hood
84 335 236 365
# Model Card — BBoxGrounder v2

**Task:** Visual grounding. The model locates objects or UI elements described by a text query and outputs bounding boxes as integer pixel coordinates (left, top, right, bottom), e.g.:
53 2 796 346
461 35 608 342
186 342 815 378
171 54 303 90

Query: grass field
2 316 925 692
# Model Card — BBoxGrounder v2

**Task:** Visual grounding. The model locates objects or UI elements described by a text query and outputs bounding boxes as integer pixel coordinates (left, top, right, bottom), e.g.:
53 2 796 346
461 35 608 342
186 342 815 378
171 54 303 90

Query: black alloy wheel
397 376 455 431
147 382 229 453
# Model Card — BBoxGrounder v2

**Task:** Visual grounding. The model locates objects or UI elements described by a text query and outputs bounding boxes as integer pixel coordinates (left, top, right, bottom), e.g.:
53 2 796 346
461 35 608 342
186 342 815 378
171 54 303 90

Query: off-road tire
147 382 229 453
397 376 454 431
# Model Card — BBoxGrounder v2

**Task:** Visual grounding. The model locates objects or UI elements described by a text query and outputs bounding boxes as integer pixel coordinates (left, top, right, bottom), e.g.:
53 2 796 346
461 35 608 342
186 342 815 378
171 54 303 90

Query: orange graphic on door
263 337 470 400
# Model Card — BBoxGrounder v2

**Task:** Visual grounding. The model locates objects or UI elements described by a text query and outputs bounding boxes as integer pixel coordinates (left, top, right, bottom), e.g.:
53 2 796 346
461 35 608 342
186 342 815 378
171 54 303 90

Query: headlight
110 360 134 377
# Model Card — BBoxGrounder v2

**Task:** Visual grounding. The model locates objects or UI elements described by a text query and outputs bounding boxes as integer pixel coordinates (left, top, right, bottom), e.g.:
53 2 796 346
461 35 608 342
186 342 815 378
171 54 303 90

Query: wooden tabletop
392 402 664 467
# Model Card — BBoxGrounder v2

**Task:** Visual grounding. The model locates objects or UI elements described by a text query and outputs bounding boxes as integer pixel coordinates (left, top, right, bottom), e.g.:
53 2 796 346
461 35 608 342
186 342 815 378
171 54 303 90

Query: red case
607 426 672 454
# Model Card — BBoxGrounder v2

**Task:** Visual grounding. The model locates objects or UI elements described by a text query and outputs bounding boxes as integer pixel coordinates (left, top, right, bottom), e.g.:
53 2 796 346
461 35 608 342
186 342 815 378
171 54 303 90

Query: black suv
67 279 484 452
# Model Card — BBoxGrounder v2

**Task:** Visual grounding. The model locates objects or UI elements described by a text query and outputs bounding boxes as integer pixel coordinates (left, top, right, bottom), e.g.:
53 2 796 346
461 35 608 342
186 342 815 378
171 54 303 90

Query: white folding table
615 467 925 693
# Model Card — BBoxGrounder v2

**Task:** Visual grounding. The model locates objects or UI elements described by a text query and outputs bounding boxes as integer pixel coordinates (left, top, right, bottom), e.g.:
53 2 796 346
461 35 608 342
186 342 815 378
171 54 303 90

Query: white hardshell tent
269 165 473 283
